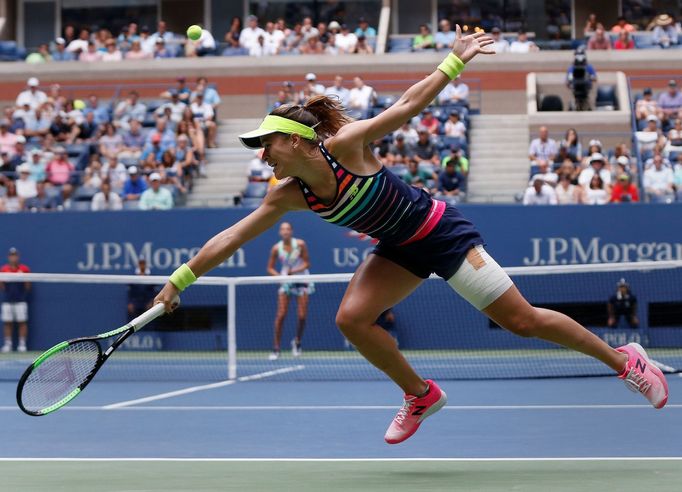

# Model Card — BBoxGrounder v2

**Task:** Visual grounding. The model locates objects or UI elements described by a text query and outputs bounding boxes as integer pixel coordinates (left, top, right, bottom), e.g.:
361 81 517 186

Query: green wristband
437 53 465 80
169 263 197 292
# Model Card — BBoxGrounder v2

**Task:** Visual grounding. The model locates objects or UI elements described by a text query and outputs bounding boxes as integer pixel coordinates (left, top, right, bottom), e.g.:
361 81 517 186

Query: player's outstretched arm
337 25 494 147
154 180 303 311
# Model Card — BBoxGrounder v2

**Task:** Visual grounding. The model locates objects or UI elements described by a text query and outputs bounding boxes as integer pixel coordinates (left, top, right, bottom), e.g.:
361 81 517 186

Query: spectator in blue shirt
193 77 221 111
153 38 174 58
51 37 74 61
434 19 456 51
437 159 465 204
141 134 165 166
83 94 110 125
122 165 148 201
354 18 376 39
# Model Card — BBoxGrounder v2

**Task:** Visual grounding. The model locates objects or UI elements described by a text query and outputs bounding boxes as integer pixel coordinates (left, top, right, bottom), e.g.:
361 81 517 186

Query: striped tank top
297 142 445 246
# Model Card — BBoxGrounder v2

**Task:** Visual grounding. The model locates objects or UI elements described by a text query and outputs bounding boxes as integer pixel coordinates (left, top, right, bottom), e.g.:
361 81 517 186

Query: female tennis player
155 26 668 444
266 221 313 360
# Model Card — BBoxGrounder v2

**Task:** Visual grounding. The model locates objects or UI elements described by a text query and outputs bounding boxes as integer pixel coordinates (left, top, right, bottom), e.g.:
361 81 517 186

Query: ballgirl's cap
238 115 317 149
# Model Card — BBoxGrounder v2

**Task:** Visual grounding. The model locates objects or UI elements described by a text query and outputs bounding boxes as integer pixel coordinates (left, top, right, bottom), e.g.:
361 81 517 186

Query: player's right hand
154 282 181 313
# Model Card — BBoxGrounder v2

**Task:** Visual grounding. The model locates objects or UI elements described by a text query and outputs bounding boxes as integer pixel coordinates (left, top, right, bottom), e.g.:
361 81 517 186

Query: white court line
101 365 305 409
2 403 682 411
0 457 682 462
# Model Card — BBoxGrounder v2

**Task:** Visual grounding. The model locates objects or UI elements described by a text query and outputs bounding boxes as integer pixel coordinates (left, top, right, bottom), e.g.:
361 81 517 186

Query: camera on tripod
567 46 595 111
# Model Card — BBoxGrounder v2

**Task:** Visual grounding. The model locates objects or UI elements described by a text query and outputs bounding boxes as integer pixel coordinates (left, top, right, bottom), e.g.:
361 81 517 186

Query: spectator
82 95 109 127
607 279 639 328
490 27 509 53
0 181 21 212
444 110 466 138
120 118 145 159
66 28 90 54
22 106 51 140
441 145 469 175
101 39 123 61
82 157 105 188
413 24 434 51
193 77 221 113
139 172 173 210
248 149 273 182
434 19 456 51
270 90 290 112
635 88 658 120
8 135 27 169
79 41 103 62
355 17 376 39
0 248 30 353
665 118 682 155
114 91 147 129
153 38 173 58
523 178 558 205
0 119 17 156
437 76 469 107
141 133 165 166
27 149 46 182
587 26 612 50
652 14 678 48
387 134 415 165
414 127 440 165
636 115 665 152
240 15 266 52
16 78 47 110
300 16 319 42
303 73 326 96
354 35 374 54
300 35 325 55
583 13 599 37
555 173 580 204
611 174 639 203
190 92 217 148
317 22 331 45
510 31 539 53
403 159 437 191
263 21 285 53
582 175 609 205
348 76 377 119
335 24 358 54
127 257 155 318
45 147 74 186
324 75 350 107
125 39 152 60
436 159 465 204
157 90 186 123
529 126 558 163
23 181 56 211
14 164 37 200
579 152 612 188
98 123 124 164
643 156 675 202
612 154 634 179
138 25 155 54
149 20 174 47
91 180 123 211
613 31 635 50
393 121 419 146
224 16 243 48
530 159 558 186
560 128 582 162
283 22 304 54
420 109 440 136
674 158 682 201
556 159 580 184
657 80 682 128
122 165 147 201
611 16 637 34
173 134 197 186
51 37 74 61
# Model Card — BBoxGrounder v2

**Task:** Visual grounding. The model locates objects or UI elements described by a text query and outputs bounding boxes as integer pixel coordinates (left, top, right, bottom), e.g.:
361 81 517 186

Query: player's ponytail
270 95 353 142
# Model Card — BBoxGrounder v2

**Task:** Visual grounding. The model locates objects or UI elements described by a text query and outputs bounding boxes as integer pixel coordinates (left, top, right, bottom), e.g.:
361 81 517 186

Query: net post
227 281 237 380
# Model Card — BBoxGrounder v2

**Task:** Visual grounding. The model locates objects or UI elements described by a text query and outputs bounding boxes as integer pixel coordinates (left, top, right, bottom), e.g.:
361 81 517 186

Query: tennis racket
16 298 178 416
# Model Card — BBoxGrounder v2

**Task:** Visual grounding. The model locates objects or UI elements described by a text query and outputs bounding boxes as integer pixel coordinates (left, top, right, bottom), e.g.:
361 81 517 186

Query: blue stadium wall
1 204 681 352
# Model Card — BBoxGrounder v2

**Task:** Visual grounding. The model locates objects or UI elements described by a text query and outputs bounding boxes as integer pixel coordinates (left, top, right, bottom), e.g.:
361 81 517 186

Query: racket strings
20 341 101 412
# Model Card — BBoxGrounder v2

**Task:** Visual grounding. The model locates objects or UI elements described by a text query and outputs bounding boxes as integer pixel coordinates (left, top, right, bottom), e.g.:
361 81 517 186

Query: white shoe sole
418 390 448 423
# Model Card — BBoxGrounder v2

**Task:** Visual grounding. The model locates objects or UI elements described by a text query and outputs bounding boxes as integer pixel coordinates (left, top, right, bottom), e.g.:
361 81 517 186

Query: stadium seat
0 41 26 61
244 182 268 199
69 201 92 212
222 47 249 56
388 37 413 53
669 151 679 162
595 85 618 110
539 95 563 112
75 186 98 201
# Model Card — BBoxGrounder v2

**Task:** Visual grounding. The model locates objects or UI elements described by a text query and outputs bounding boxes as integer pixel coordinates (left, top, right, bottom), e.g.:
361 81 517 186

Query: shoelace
394 397 416 425
624 367 652 394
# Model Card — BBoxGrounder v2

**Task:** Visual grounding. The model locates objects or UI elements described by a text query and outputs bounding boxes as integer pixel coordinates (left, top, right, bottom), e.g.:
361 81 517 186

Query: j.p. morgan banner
1 204 680 275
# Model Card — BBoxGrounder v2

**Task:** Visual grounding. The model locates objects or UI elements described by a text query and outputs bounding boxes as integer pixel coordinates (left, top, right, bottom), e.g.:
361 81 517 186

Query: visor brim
238 128 277 149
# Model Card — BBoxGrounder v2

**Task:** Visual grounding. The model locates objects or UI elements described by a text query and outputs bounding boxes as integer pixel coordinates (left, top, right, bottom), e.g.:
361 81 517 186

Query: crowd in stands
0 76 221 213
583 13 682 50
242 73 471 206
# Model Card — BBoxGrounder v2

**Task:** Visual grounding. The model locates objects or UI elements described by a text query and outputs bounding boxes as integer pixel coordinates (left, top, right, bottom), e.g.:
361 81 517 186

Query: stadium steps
186 118 261 208
467 114 530 203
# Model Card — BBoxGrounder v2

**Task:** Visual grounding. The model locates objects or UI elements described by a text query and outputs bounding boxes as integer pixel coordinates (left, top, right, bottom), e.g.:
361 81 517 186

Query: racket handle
130 297 180 332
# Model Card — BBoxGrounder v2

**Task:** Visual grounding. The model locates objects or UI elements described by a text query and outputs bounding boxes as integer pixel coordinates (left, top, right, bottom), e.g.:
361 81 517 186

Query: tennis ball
187 25 202 41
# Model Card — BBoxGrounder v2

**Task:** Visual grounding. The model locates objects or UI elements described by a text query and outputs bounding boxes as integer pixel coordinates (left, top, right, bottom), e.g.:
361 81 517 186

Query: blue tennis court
2 373 681 491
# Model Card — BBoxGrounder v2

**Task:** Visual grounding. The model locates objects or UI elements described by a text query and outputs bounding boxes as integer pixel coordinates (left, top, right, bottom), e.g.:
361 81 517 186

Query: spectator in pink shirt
79 41 103 62
45 147 74 185
587 26 611 50
0 120 18 156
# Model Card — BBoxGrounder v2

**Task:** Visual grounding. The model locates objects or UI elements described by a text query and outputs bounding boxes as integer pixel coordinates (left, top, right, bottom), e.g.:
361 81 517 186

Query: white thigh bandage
446 246 513 311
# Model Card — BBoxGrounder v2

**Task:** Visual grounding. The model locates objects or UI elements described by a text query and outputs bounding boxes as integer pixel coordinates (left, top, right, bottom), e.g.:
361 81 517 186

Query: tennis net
1 260 681 382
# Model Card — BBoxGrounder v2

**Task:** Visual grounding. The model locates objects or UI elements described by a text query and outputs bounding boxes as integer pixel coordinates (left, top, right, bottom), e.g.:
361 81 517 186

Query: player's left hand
451 25 495 63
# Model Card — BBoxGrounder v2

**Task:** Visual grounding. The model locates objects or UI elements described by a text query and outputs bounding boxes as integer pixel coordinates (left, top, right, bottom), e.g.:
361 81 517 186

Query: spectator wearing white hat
122 165 147 201
139 172 173 210
15 164 37 200
16 78 47 110
304 73 326 95
51 37 74 62
578 152 612 189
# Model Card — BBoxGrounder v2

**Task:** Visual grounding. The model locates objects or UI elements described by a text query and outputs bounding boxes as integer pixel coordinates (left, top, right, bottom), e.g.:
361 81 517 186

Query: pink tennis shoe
616 343 669 409
384 379 447 444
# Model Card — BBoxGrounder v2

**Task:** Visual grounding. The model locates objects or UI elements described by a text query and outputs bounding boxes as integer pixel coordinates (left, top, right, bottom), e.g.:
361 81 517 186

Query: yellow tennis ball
187 25 202 41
